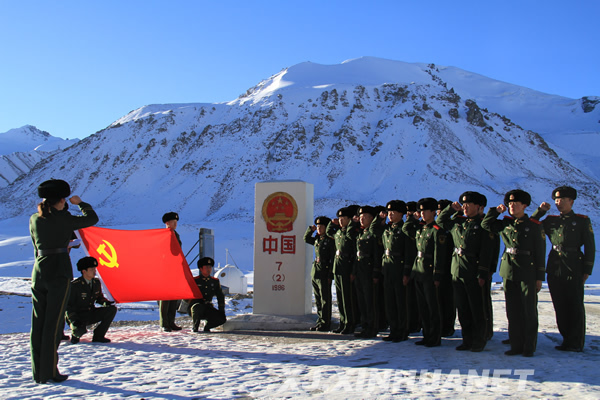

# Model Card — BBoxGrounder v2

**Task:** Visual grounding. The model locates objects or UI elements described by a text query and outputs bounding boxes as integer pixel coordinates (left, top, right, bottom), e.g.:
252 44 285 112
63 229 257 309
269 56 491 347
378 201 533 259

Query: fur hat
417 197 438 212
314 216 331 226
459 191 485 206
77 256 98 271
552 186 577 200
386 200 407 214
504 189 531 206
37 179 70 199
197 257 215 268
162 212 179 223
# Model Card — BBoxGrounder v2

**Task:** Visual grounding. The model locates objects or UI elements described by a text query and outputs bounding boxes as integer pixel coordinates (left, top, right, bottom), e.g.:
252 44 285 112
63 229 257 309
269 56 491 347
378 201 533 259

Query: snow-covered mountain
0 58 598 227
0 125 79 187
0 125 78 155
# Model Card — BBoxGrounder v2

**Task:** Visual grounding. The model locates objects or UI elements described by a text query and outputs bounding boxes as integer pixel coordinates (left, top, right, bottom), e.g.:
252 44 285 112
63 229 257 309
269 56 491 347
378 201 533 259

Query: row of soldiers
303 186 595 357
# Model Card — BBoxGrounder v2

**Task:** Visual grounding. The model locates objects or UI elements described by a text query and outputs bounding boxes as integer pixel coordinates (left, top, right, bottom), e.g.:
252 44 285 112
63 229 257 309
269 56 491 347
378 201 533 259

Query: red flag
78 226 202 303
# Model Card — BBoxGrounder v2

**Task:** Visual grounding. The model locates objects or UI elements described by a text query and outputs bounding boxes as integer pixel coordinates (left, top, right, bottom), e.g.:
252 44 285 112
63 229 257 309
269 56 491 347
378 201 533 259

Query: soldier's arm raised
481 207 504 233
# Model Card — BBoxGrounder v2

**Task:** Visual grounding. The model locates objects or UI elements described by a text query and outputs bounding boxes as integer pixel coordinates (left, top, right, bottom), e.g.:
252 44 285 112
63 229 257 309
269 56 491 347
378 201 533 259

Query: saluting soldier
189 257 226 332
531 186 595 352
482 189 546 357
436 199 456 337
403 197 449 347
437 192 494 352
29 179 99 384
353 206 384 338
404 201 421 334
326 207 360 334
66 257 117 344
304 216 336 332
159 212 183 332
478 194 501 341
380 200 411 342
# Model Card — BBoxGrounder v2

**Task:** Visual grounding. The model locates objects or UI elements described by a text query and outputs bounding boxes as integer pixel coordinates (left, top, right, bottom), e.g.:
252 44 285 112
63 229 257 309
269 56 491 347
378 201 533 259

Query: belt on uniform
385 249 402 257
453 247 476 257
552 245 580 252
335 250 351 257
37 248 69 256
417 251 432 259
356 251 371 258
505 247 530 256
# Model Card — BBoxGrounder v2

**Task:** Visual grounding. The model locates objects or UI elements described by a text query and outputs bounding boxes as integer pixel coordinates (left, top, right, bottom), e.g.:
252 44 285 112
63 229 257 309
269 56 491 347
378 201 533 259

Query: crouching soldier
190 257 226 333
66 257 117 344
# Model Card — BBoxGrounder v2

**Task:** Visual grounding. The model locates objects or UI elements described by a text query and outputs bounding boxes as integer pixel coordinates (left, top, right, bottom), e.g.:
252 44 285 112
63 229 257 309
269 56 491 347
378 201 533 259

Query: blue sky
1 1 598 140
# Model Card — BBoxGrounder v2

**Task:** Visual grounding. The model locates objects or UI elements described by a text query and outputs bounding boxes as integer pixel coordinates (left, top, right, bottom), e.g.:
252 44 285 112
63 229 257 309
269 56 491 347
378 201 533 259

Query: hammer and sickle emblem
96 240 119 268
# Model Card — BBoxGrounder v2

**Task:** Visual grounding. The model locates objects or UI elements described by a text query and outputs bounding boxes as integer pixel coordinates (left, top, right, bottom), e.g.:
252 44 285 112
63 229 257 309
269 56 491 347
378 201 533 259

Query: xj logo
97 240 119 268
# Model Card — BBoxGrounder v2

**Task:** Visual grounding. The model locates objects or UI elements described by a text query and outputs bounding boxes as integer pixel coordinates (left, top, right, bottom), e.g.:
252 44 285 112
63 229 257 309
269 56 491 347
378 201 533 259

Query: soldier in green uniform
159 212 183 332
478 194 501 341
66 257 117 344
29 179 99 384
189 257 226 332
482 189 546 357
380 200 411 342
438 192 494 352
404 201 421 334
531 186 595 352
326 208 360 334
436 199 456 337
353 206 385 338
304 216 335 331
403 198 448 347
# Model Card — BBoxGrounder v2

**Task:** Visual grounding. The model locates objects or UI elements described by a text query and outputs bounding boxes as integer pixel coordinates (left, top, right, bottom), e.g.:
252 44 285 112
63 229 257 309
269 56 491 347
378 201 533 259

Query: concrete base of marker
222 314 318 332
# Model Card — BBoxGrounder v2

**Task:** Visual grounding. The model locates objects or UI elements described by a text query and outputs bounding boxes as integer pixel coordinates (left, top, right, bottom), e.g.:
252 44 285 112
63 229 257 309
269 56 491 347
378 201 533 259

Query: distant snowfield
2 218 600 398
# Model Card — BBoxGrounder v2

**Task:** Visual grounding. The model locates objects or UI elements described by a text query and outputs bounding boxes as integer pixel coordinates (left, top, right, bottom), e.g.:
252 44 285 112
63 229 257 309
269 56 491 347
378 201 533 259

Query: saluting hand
69 196 82 205
451 202 462 212
539 202 552 211
496 204 507 213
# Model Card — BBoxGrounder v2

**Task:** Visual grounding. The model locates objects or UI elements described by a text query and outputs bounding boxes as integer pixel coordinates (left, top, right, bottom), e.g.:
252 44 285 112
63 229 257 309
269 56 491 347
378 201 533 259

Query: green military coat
437 206 494 280
531 209 595 279
481 209 546 282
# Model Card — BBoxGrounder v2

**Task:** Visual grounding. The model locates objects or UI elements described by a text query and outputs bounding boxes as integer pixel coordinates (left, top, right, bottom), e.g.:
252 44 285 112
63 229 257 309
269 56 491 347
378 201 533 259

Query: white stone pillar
253 180 313 315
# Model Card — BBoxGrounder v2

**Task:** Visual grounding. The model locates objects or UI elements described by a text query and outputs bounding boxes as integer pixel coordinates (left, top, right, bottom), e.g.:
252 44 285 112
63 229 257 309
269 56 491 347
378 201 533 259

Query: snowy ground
2 219 600 398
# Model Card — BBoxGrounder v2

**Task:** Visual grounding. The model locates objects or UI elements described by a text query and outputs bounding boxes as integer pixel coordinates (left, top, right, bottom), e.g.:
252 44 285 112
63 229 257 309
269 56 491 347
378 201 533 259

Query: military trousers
482 278 494 340
438 273 456 336
159 300 179 328
190 303 226 331
406 278 421 333
334 272 354 330
355 268 375 333
30 277 70 383
453 277 486 349
311 269 332 329
504 279 538 354
548 274 586 350
67 305 117 339
383 267 407 339
415 278 442 346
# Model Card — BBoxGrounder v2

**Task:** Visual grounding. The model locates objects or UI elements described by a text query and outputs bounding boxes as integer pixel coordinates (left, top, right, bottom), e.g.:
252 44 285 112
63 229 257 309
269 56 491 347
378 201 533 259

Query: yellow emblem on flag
97 240 119 268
